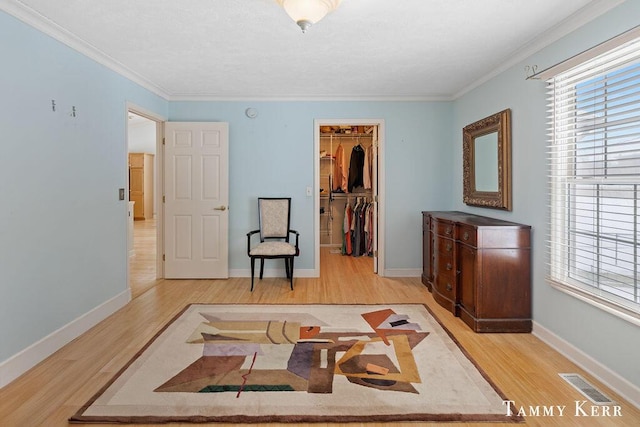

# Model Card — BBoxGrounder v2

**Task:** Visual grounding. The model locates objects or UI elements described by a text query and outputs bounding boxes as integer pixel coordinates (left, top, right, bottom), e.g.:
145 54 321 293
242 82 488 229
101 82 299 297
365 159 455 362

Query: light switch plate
119 188 125 200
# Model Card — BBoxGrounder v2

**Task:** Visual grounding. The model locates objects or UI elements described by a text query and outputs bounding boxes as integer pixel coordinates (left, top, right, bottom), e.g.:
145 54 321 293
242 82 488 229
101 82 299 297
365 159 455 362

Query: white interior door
164 122 229 278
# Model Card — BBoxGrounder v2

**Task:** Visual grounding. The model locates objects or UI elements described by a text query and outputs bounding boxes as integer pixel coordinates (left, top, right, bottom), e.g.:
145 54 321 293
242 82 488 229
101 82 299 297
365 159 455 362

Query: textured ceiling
3 0 621 100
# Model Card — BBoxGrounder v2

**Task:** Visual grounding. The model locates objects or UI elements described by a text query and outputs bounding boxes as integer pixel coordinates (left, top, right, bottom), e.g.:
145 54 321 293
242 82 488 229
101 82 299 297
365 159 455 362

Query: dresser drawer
435 236 454 255
434 219 455 238
435 274 456 299
457 224 477 246
435 252 455 276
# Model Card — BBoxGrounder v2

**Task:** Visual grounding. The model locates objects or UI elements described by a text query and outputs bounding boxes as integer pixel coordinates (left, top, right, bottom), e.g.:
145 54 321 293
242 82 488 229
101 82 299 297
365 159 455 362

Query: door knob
214 206 227 211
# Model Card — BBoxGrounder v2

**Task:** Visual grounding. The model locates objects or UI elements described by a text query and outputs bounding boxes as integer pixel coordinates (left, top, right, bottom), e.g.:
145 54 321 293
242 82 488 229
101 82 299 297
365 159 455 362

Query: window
547 35 640 320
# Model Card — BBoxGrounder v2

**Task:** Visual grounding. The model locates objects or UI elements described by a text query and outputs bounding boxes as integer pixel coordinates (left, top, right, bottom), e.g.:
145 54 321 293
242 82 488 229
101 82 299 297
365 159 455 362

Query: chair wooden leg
284 258 290 279
289 257 294 290
259 259 265 280
250 257 256 292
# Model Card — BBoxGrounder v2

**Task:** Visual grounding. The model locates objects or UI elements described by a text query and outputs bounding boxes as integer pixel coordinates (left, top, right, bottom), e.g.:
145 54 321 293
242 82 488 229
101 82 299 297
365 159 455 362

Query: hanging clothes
342 202 353 255
367 203 376 256
351 199 361 257
364 202 374 256
341 197 373 258
363 144 373 190
333 143 347 192
351 198 367 257
347 144 365 192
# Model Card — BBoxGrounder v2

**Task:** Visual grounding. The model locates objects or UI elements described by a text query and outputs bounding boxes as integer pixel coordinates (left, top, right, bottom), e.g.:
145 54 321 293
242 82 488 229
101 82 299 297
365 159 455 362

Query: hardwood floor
1 246 639 426
129 218 158 299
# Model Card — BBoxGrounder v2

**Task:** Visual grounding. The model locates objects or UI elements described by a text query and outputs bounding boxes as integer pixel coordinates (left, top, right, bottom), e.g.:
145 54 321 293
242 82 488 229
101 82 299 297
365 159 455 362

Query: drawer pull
446 263 452 271
446 243 452 252
463 231 470 240
446 283 452 292
445 227 452 235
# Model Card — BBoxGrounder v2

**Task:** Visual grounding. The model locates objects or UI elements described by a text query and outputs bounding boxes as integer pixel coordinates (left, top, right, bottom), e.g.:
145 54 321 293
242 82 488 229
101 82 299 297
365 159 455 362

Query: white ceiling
3 0 624 100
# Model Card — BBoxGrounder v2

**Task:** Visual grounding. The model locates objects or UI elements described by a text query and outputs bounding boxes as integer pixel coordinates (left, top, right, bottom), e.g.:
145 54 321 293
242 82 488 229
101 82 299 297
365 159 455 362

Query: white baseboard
533 321 640 409
383 268 421 277
229 268 317 278
0 289 130 388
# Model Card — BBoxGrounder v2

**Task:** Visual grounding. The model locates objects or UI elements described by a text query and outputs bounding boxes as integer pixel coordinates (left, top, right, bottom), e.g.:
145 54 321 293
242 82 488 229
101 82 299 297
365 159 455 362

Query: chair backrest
258 198 291 241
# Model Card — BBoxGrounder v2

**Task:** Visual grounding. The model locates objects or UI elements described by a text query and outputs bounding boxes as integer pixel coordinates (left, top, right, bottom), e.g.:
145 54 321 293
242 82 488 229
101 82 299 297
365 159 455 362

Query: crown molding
0 0 171 100
166 94 454 102
453 0 625 99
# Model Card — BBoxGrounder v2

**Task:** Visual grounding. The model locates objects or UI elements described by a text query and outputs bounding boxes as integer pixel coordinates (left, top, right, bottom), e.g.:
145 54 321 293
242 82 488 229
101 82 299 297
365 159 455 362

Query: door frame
313 119 386 277
125 102 166 287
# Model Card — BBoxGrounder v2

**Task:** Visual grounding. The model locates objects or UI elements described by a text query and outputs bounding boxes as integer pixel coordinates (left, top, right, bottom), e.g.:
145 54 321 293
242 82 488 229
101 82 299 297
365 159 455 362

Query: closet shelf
330 191 372 198
321 191 371 199
320 133 373 138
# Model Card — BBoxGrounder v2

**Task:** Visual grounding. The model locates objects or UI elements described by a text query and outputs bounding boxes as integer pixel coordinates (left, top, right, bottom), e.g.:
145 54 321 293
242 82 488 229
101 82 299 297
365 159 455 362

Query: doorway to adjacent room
126 110 160 298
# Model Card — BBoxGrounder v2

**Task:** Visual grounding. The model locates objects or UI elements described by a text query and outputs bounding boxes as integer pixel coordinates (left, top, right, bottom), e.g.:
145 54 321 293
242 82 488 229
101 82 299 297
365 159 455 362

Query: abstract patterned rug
70 304 521 423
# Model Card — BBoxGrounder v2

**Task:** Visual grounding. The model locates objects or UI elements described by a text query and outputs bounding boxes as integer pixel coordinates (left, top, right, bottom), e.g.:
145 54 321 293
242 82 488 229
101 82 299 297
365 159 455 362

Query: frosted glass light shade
276 0 342 32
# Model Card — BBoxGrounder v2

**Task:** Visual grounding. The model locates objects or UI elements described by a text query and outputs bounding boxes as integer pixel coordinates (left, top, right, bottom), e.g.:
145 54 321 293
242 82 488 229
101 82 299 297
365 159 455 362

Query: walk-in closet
319 124 378 273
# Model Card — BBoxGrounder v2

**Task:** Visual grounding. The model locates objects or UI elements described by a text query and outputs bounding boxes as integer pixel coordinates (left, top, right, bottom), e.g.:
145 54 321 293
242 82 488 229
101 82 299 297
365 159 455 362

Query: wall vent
559 373 614 404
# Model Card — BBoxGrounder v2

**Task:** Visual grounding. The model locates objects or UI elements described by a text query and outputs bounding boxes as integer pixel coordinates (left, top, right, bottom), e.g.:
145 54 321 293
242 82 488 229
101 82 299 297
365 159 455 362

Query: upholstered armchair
247 198 300 291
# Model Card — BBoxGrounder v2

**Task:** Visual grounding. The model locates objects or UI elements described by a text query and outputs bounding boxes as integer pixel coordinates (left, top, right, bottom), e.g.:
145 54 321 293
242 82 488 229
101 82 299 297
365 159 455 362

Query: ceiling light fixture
276 0 342 33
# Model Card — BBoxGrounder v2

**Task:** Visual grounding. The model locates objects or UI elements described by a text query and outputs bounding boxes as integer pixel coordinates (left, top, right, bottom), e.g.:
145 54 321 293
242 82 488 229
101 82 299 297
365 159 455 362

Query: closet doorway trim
313 119 385 277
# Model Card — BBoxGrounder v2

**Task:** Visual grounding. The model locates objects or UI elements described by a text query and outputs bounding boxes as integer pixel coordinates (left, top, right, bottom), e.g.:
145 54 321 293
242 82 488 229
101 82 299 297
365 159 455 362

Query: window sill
546 278 640 327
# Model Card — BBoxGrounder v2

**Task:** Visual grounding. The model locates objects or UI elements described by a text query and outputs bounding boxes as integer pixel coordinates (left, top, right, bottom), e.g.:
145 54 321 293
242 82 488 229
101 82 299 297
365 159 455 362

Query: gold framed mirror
463 109 512 210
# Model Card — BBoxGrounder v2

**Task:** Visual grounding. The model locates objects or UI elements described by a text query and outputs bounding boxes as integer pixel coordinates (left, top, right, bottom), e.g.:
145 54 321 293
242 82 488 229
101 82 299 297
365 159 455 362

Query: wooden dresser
422 211 531 333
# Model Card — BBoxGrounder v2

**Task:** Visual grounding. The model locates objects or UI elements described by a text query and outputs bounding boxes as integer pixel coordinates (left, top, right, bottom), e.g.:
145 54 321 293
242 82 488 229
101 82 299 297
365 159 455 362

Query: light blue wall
169 101 453 273
452 1 640 388
0 11 168 362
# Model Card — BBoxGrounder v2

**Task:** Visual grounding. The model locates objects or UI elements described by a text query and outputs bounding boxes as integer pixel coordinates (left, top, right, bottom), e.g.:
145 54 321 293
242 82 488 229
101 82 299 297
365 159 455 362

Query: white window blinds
547 35 640 317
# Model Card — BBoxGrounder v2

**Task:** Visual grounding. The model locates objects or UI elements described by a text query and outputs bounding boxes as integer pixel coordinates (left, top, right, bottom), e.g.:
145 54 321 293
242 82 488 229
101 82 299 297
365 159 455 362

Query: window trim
547 277 640 327
546 30 640 326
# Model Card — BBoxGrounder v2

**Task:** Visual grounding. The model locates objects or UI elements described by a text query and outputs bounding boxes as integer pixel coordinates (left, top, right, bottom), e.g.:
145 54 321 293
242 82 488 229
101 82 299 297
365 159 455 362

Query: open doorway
314 119 385 278
127 111 159 298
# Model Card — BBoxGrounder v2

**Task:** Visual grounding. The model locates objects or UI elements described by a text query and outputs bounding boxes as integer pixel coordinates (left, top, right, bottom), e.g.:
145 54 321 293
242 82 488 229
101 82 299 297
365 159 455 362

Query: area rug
70 304 522 423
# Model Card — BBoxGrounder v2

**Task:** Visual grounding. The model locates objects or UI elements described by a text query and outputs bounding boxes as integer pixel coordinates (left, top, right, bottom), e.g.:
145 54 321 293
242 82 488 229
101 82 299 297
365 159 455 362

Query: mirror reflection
474 132 499 192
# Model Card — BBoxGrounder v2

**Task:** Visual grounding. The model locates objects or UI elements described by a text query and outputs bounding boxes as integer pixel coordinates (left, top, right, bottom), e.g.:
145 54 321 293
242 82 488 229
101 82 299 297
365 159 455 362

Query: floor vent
559 373 614 404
